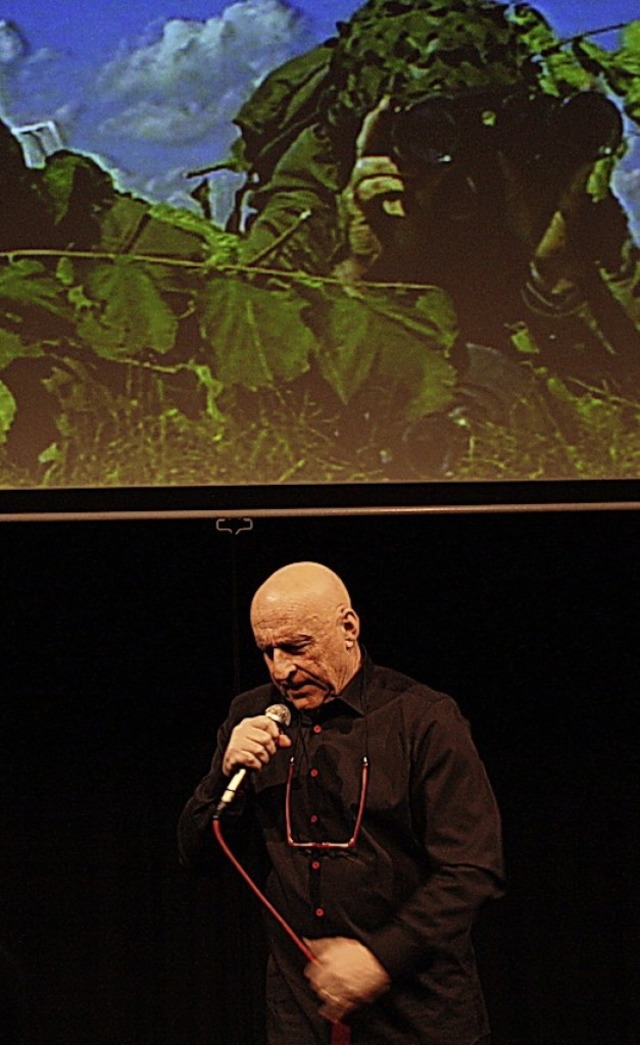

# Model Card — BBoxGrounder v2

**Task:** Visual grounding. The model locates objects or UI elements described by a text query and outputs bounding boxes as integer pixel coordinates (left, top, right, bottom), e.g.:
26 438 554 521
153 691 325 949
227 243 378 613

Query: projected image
1 0 639 489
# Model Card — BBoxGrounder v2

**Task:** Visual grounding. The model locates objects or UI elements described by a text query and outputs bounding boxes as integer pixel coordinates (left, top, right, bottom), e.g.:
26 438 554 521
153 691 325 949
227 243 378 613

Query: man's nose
271 648 295 680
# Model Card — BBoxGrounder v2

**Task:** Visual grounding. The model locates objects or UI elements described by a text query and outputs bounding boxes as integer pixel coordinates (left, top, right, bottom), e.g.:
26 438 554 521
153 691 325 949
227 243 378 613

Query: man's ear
342 607 360 647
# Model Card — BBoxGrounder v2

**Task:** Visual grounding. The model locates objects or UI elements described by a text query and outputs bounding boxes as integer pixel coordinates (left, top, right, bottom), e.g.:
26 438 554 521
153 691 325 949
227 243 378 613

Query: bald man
178 562 504 1045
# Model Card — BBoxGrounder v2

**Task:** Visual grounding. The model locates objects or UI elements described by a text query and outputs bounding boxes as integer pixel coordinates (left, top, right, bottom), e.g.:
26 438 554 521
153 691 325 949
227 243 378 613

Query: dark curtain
1 510 638 1045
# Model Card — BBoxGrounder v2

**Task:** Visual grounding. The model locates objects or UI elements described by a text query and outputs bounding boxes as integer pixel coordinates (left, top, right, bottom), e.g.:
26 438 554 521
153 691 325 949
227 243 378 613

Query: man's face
251 594 359 711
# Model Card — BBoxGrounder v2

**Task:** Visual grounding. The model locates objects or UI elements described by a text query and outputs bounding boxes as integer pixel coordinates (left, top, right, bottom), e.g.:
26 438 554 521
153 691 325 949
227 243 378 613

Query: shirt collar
327 647 372 717
278 649 372 725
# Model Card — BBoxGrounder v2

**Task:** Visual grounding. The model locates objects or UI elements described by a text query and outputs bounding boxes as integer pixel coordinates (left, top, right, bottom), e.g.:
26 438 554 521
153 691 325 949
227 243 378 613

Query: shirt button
313 724 322 734
310 768 319 778
310 814 319 824
315 907 325 918
311 860 321 871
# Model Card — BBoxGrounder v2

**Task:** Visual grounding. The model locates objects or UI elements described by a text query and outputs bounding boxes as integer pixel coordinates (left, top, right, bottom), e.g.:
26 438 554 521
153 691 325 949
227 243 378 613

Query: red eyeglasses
285 755 369 850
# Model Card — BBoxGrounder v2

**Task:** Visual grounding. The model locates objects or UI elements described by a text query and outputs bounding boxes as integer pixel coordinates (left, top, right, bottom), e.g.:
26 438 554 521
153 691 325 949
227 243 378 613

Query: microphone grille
265 703 292 729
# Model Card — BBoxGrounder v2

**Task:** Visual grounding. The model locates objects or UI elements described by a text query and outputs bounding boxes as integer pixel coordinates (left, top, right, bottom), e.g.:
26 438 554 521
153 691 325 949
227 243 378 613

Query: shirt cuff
362 919 430 981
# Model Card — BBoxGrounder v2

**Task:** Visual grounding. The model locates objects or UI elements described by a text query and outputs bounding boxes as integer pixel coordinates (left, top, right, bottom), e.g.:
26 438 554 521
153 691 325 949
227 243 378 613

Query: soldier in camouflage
227 0 640 440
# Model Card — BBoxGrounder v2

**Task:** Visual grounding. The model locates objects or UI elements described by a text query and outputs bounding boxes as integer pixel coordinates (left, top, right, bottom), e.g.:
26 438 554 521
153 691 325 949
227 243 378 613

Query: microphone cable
212 817 352 1045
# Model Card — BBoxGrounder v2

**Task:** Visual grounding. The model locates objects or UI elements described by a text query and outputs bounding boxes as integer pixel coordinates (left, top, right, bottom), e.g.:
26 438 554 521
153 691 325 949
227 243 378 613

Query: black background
2 508 639 1044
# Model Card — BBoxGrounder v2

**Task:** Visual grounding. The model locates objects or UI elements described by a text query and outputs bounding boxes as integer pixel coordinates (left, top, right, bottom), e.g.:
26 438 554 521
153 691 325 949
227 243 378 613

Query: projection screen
1 0 639 515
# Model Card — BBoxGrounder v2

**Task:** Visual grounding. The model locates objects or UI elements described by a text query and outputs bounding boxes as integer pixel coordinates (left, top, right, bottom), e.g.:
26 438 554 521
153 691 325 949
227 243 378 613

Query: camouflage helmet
324 0 553 128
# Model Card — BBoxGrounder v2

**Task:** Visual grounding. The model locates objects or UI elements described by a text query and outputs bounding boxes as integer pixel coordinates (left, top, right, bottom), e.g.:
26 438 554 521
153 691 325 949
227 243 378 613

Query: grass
1 362 639 489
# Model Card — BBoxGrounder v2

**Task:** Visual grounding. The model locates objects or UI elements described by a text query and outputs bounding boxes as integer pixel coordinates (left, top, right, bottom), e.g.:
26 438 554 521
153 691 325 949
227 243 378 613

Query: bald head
252 562 352 625
251 562 361 710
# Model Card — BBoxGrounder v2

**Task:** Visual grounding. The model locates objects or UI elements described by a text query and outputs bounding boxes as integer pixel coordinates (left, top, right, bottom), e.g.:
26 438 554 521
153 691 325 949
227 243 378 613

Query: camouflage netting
228 0 603 187
321 0 584 130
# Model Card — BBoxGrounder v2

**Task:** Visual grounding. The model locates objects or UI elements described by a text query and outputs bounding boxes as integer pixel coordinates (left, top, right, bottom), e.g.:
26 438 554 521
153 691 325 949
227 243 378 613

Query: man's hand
499 150 591 316
222 715 291 777
304 936 391 1023
335 97 406 280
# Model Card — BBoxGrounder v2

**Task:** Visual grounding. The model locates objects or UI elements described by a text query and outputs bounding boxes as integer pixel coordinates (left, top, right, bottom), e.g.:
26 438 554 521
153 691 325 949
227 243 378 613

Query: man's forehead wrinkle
252 583 346 635
252 600 328 639
254 624 316 649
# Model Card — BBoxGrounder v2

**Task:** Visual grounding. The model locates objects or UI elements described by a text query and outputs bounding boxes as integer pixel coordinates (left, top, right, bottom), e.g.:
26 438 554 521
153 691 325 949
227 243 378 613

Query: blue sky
0 0 638 223
2 1 636 56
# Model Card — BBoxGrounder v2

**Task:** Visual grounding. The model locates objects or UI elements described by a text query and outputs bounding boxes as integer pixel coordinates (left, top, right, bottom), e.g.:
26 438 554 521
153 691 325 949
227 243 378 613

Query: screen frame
2 2 640 515
2 478 639 521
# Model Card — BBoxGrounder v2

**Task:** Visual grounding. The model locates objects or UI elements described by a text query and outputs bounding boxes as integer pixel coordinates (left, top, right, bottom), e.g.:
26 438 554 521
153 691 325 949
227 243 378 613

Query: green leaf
0 379 16 442
510 323 541 356
76 259 178 359
41 152 116 227
0 259 67 315
376 330 457 420
0 327 43 369
197 277 314 389
543 48 594 93
316 285 457 416
413 289 459 347
148 202 239 260
56 257 75 287
506 3 559 57
67 284 94 312
191 363 227 426
504 5 592 94
576 30 640 123
314 295 379 403
312 286 458 407
38 442 61 465
373 290 457 419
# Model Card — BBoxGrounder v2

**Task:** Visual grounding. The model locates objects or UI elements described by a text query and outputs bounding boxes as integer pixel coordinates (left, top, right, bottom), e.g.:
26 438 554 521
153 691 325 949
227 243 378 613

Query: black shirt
178 657 504 1044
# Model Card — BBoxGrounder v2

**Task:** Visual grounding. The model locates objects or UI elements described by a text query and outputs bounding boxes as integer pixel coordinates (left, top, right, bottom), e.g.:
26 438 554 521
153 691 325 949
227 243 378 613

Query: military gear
228 0 596 224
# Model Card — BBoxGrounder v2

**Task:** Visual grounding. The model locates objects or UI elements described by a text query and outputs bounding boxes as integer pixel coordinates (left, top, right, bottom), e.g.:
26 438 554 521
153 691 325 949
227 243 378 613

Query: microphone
214 703 292 816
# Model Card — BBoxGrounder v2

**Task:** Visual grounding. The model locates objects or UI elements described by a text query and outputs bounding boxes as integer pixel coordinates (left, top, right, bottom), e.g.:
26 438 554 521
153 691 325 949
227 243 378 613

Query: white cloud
613 165 640 242
100 99 220 144
6 44 87 139
0 0 316 216
96 0 313 143
0 19 26 65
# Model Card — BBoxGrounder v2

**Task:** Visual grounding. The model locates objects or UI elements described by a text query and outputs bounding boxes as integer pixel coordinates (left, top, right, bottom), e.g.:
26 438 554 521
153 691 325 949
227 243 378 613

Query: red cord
212 816 314 962
212 816 351 1044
